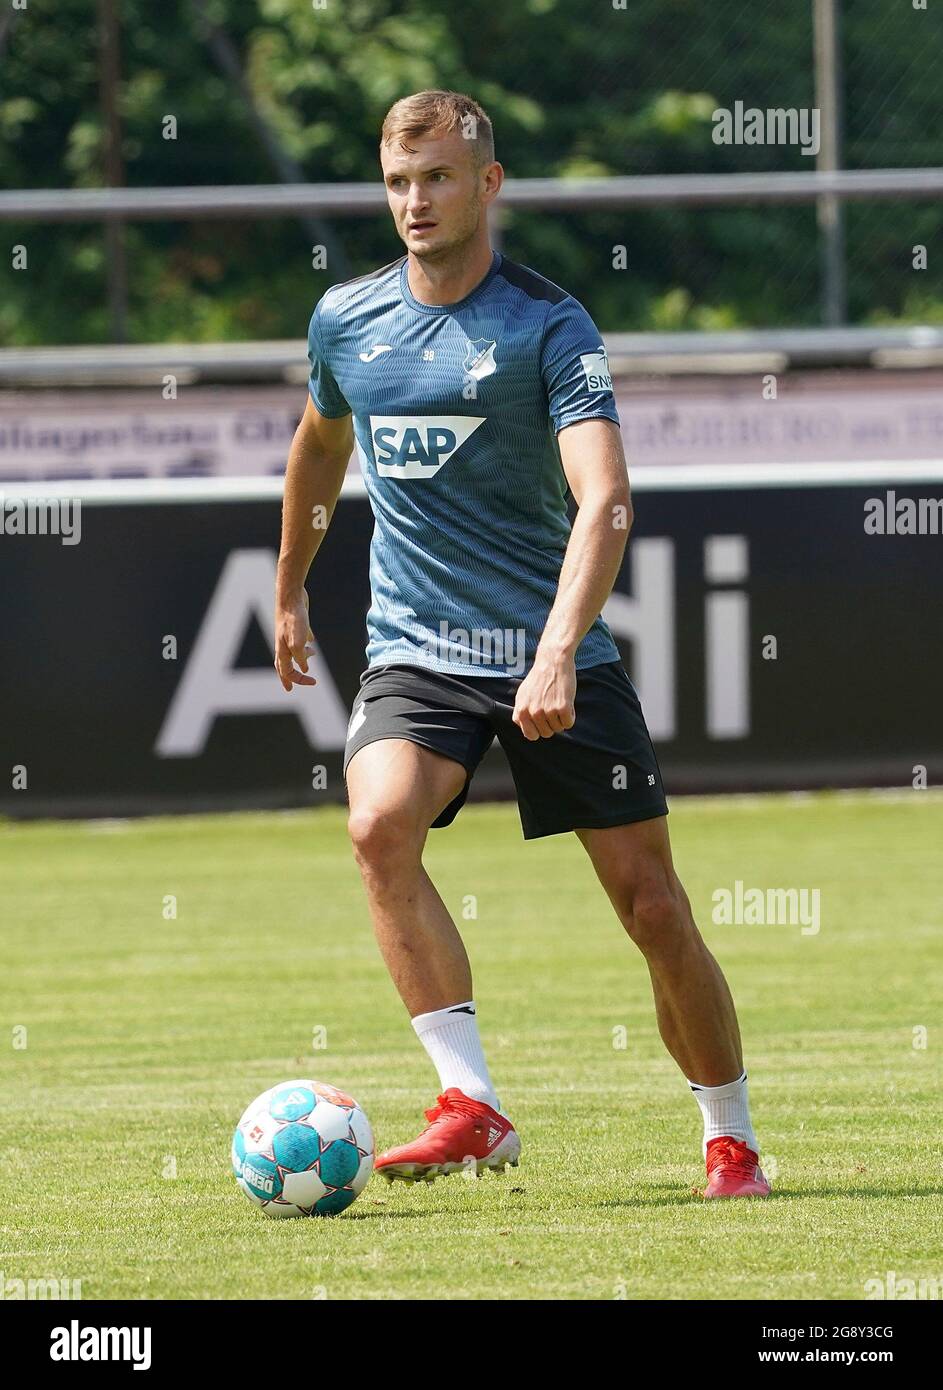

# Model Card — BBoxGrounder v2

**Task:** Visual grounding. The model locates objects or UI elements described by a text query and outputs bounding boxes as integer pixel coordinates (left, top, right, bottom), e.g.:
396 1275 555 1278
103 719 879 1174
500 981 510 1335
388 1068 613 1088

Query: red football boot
376 1088 521 1184
703 1136 771 1198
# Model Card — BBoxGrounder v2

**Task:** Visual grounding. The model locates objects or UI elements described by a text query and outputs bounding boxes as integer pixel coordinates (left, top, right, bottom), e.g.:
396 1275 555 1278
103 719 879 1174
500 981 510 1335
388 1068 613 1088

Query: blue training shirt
307 248 622 677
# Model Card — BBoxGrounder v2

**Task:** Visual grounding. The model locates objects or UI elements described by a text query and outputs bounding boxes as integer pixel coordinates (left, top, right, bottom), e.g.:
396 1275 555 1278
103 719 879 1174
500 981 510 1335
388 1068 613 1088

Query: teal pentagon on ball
272 1121 322 1171
314 1187 357 1216
241 1153 282 1203
269 1085 316 1122
318 1138 360 1189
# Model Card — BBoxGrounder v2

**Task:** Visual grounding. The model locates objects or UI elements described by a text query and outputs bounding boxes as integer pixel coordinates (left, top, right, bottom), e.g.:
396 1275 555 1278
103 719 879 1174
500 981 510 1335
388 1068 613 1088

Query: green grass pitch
1 790 941 1301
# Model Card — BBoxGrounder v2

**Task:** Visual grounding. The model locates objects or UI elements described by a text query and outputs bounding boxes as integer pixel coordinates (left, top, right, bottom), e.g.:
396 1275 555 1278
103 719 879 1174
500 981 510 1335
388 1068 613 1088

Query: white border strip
625 459 943 489
3 459 943 503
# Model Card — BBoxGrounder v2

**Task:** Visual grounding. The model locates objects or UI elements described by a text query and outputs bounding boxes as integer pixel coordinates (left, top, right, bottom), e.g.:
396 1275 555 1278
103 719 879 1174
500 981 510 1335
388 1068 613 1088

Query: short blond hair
381 90 495 171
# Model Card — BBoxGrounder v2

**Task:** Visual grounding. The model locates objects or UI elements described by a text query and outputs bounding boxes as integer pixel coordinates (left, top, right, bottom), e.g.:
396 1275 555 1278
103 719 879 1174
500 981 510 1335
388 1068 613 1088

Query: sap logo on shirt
579 347 613 392
370 415 487 478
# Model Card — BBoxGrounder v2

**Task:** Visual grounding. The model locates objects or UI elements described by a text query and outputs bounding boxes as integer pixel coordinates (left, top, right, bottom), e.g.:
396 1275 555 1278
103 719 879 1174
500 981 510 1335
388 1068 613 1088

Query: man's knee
618 878 694 961
347 804 423 873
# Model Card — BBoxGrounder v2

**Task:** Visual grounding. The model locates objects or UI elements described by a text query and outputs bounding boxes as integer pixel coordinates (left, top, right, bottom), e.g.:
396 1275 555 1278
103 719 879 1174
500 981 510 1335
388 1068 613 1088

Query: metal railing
2 324 942 387
3 168 943 222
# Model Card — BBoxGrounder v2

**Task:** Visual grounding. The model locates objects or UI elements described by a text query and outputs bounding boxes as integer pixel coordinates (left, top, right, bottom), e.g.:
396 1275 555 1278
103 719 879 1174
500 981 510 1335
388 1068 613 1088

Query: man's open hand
274 589 317 692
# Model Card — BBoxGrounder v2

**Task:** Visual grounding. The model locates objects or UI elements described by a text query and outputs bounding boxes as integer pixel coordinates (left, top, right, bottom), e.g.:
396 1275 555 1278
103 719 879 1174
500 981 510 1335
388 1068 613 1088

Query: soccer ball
232 1079 374 1217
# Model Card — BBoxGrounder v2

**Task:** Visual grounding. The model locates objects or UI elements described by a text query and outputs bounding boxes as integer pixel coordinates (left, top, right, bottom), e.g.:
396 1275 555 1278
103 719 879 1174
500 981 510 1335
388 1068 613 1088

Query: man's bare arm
512 417 632 739
274 395 354 692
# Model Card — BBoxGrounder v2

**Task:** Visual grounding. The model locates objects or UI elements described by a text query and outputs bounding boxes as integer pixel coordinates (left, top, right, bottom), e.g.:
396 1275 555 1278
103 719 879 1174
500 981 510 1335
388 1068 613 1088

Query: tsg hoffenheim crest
463 338 497 381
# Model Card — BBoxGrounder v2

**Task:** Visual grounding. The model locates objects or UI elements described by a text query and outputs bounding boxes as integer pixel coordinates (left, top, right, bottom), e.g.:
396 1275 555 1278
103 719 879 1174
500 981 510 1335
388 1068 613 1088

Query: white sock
411 1001 499 1111
687 1069 759 1157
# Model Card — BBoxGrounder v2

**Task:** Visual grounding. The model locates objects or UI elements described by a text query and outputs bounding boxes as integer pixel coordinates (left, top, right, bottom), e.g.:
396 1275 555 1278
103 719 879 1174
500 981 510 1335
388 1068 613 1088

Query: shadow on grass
340 1206 446 1220
597 1182 943 1207
594 1187 785 1209
763 1184 943 1201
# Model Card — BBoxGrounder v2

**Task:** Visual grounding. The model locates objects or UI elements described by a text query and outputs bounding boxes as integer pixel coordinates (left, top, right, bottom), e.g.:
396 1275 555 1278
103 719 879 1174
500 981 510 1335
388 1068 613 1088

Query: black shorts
342 659 668 840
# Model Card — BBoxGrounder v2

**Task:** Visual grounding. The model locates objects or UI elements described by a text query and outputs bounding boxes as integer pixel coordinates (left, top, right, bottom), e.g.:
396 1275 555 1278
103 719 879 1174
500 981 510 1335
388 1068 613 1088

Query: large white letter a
155 549 348 757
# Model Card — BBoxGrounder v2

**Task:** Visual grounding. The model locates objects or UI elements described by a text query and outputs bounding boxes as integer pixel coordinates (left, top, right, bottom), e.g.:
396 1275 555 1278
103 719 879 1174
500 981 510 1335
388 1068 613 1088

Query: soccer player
275 90 769 1199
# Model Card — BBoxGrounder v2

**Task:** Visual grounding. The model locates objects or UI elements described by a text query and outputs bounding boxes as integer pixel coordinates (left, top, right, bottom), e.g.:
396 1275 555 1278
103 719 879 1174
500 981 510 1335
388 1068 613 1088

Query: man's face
380 130 498 261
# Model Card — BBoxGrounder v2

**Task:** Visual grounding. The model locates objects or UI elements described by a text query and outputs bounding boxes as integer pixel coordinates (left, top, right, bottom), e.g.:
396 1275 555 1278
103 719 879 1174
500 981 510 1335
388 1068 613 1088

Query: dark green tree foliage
1 0 941 344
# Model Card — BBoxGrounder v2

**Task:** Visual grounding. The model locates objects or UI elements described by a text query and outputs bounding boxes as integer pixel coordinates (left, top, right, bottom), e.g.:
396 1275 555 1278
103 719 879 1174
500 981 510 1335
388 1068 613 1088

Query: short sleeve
541 297 620 435
307 300 352 418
